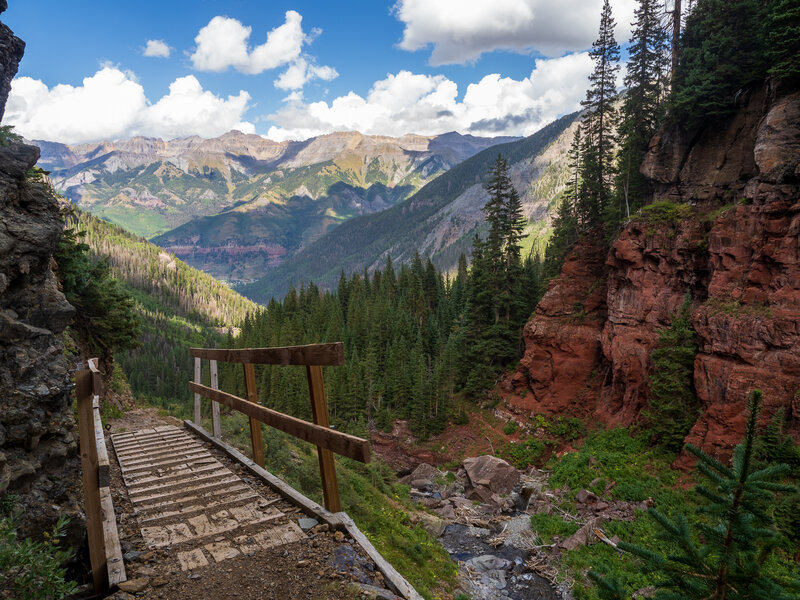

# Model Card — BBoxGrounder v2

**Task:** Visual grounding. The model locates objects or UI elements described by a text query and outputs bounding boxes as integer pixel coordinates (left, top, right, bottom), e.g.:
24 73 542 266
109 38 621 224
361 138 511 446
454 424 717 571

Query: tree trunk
671 0 681 85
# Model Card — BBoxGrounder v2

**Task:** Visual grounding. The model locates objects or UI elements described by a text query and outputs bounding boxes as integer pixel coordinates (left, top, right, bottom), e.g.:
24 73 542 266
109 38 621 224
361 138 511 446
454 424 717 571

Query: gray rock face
0 137 82 545
0 6 24 122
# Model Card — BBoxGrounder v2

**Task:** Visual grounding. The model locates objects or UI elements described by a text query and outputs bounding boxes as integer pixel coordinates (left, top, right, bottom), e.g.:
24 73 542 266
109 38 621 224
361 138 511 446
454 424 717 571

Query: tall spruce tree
595 390 799 600
463 155 527 398
577 0 620 230
672 0 767 129
613 0 669 223
644 293 698 452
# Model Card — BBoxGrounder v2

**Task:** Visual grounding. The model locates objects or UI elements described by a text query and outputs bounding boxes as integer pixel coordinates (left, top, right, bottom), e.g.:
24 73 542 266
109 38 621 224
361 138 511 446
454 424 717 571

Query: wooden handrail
189 382 370 463
76 359 126 593
189 342 344 366
189 341 365 512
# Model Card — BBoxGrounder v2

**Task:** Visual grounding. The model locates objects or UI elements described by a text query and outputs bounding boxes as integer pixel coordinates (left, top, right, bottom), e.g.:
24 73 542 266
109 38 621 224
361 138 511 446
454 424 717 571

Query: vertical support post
76 365 108 593
210 359 221 438
306 365 341 513
242 363 265 468
193 357 202 426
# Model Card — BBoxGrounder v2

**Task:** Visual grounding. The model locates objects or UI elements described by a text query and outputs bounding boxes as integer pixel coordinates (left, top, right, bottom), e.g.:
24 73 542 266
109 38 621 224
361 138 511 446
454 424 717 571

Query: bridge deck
110 425 307 573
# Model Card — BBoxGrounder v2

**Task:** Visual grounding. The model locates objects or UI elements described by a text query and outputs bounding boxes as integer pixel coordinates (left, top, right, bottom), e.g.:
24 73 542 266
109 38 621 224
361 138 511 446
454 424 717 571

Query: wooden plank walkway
110 425 306 572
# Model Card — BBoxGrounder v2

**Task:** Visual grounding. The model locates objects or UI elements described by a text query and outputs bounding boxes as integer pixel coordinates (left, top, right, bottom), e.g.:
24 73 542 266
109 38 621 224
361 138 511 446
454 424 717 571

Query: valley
2 1 800 599
38 130 518 283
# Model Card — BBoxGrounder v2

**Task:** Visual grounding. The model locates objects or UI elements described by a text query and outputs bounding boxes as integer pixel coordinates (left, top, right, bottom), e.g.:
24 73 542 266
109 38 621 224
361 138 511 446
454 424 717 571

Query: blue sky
4 0 636 144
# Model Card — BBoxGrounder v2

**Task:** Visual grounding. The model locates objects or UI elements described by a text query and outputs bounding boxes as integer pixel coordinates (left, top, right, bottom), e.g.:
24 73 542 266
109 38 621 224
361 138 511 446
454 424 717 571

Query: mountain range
36 130 518 282
241 112 580 302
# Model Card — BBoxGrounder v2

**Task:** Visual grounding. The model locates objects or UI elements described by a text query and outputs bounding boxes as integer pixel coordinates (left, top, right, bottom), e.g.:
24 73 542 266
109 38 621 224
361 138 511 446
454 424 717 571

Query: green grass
547 428 680 503
529 513 581 544
215 413 457 599
636 200 693 228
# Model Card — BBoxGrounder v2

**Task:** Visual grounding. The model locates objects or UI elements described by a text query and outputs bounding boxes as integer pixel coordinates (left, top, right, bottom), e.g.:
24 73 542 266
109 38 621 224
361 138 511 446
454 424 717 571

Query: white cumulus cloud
394 0 636 64
6 67 255 144
274 57 338 91
265 53 593 141
142 39 171 58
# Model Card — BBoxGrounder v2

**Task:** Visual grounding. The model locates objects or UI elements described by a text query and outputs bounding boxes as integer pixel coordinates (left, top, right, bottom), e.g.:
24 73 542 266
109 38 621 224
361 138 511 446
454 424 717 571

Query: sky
3 0 636 144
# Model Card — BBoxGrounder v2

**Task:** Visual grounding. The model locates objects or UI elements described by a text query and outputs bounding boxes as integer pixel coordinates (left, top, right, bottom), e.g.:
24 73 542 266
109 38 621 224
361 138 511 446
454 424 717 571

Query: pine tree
608 390 799 600
578 0 620 229
765 0 800 86
672 0 767 129
613 0 669 223
462 155 528 398
644 293 698 452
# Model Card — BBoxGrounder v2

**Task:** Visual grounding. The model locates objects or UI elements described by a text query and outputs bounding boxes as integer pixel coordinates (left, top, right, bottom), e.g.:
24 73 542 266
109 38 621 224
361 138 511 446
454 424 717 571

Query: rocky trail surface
101 409 401 600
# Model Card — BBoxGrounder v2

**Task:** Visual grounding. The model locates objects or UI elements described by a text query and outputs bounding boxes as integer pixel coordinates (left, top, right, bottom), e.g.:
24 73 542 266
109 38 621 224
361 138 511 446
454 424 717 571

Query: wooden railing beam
193 357 202 426
210 359 221 438
189 382 370 463
190 343 344 366
242 363 265 468
307 365 341 512
76 366 108 593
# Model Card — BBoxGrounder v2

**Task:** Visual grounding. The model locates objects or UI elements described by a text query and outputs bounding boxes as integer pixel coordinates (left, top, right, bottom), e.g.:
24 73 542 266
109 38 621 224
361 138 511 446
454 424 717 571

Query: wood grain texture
76 367 108 593
190 343 344 366
210 359 221 438
242 363 265 468
100 485 126 586
307 365 341 512
193 358 202 425
92 400 110 488
189 382 370 463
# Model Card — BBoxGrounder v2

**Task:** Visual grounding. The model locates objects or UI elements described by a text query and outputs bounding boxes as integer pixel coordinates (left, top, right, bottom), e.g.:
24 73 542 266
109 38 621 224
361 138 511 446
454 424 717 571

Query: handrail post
76 363 108 593
193 357 202 425
306 365 341 513
210 359 221 438
242 363 265 468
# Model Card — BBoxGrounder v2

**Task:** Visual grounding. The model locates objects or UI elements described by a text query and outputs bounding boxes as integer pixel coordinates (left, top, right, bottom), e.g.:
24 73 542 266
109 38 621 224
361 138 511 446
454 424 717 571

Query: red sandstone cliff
508 84 800 462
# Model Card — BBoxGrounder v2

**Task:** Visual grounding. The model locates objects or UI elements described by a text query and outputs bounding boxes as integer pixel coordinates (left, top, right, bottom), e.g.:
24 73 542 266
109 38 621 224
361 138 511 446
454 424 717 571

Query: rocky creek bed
401 455 651 600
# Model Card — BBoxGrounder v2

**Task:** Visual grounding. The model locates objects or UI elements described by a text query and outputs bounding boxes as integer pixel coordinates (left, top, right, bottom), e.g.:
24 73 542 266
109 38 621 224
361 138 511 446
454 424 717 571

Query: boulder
576 489 599 504
400 462 442 491
416 513 445 538
462 455 519 495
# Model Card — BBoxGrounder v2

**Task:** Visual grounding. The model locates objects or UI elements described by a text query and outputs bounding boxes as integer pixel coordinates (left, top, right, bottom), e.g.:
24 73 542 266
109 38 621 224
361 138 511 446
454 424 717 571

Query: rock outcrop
508 85 800 462
0 10 83 544
0 1 24 123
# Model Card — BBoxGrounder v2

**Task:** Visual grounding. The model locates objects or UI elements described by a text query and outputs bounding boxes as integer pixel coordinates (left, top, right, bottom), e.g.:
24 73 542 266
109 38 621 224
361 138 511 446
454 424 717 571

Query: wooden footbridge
75 344 422 599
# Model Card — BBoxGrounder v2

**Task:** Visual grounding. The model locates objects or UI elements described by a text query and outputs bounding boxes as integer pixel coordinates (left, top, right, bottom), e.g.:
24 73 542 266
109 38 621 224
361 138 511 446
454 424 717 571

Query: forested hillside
240 113 579 302
39 130 516 282
68 210 257 409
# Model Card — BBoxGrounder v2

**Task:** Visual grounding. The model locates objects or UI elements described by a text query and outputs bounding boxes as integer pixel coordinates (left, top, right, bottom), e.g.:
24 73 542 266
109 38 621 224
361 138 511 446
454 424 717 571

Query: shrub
0 508 76 600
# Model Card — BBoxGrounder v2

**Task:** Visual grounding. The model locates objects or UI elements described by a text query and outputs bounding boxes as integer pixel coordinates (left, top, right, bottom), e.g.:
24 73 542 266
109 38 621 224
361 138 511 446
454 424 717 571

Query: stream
439 520 564 600
406 470 567 600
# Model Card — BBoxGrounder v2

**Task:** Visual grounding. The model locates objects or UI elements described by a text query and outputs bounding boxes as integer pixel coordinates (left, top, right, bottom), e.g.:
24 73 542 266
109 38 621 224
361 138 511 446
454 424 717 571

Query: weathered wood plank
183 420 343 531
188 382 370 463
99 485 126 586
242 364 265 468
76 367 108 593
193 358 202 425
210 359 221 438
190 343 344 366
92 403 110 488
337 513 424 600
306 365 341 513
